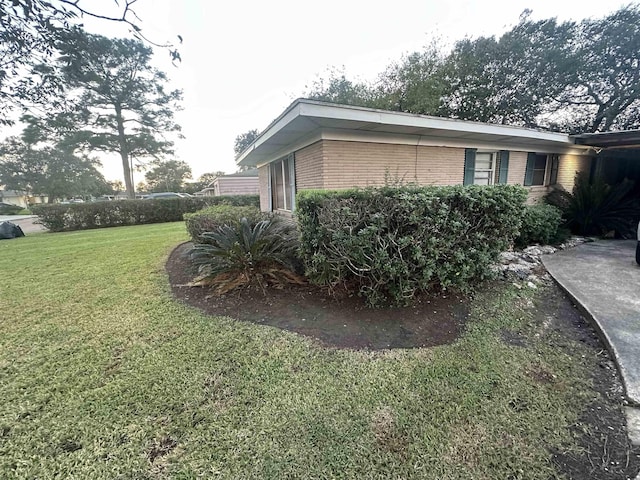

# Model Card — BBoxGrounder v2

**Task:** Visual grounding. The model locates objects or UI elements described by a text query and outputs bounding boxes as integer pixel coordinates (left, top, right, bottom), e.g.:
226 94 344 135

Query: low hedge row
32 195 259 232
184 204 268 244
296 185 527 307
0 203 23 215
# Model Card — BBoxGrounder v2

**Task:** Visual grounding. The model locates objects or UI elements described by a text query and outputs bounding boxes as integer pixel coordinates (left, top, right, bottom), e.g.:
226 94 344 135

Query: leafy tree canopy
305 5 640 133
0 136 108 202
27 31 183 199
144 159 192 193
0 0 180 124
234 129 260 156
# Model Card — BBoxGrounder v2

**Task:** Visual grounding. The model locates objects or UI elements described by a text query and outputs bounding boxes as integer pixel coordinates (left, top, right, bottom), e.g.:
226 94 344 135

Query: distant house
200 170 259 197
236 99 639 213
0 190 48 208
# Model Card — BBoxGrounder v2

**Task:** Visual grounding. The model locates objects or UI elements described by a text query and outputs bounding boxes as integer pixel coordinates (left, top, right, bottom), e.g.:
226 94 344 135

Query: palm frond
546 173 640 237
188 216 303 294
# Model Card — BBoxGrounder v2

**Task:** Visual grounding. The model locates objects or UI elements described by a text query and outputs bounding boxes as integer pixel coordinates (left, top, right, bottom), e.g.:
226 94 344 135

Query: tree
372 46 445 114
42 31 183 199
234 129 260 156
0 0 180 125
144 159 192 192
183 171 226 194
305 67 375 108
547 5 640 132
199 172 224 185
0 136 108 202
438 7 640 132
109 180 125 193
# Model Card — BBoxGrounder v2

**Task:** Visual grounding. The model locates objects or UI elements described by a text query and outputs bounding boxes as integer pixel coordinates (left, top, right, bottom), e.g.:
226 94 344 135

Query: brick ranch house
236 98 639 213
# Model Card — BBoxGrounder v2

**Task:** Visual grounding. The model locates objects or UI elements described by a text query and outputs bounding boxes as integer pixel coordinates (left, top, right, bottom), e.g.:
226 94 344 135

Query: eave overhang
237 99 591 167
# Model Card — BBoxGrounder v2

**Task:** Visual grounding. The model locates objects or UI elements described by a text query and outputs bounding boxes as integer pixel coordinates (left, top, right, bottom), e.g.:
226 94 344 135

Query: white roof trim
236 99 589 167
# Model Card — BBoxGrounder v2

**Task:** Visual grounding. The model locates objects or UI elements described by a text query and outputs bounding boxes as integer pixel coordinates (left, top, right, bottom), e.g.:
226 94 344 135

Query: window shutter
524 152 536 186
498 150 509 184
463 148 477 185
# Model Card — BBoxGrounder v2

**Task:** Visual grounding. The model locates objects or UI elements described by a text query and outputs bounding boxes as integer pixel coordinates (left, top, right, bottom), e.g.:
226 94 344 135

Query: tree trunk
114 103 135 199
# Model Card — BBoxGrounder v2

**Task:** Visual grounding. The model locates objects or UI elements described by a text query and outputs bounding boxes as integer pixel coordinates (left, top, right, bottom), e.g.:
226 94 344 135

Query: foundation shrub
184 205 267 244
546 173 640 238
296 185 527 307
514 204 563 247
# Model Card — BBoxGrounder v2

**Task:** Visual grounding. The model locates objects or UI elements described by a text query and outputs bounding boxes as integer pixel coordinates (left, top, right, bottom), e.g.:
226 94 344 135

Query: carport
572 130 640 190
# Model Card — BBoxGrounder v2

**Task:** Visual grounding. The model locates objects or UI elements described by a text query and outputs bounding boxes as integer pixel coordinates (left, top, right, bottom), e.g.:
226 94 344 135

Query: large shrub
32 195 259 232
184 205 266 244
296 185 527 307
190 216 303 294
515 204 563 247
546 173 640 238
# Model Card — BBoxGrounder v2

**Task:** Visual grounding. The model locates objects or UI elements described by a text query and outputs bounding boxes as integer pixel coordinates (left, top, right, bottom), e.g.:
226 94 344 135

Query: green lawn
0 223 597 478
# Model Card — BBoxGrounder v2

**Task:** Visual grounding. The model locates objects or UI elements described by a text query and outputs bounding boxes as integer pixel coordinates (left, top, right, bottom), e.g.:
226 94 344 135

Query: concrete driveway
542 240 640 446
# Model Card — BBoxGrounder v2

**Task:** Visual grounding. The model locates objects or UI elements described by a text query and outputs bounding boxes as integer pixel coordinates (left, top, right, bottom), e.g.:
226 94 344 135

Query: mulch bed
165 242 468 349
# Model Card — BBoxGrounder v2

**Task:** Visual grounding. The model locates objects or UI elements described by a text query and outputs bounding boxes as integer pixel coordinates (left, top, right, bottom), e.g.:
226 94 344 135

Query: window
525 153 549 186
549 154 559 185
473 152 495 185
464 149 509 186
269 154 295 211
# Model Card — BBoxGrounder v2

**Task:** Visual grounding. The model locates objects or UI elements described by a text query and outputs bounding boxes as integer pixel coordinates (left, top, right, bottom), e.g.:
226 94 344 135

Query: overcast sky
74 0 635 182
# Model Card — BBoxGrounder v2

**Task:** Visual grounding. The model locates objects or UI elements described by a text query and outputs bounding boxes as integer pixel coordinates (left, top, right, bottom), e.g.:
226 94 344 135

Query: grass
0 222 599 478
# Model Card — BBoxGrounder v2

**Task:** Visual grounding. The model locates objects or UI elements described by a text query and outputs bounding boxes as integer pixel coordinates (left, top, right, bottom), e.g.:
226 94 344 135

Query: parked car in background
144 192 192 200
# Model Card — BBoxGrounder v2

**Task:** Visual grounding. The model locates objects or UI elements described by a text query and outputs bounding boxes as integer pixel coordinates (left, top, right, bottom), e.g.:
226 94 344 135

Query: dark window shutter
524 152 536 186
549 154 559 185
498 150 509 184
463 148 477 185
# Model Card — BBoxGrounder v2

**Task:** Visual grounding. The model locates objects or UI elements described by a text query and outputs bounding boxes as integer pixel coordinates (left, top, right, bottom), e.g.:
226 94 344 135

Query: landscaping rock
494 237 586 286
0 221 25 239
558 237 592 250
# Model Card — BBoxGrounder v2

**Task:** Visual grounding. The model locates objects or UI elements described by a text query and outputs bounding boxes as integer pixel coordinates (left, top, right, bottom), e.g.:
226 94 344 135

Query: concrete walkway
542 240 640 447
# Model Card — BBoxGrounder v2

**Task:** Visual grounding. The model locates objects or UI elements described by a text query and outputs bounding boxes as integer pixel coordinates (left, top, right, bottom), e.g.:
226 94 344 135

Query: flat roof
572 130 640 148
236 99 588 167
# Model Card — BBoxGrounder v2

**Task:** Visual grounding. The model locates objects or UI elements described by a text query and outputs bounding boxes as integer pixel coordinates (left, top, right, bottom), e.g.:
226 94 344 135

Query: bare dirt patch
166 242 468 349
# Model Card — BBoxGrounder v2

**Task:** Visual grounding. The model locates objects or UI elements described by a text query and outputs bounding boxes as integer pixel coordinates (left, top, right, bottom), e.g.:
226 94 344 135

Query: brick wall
320 140 465 189
295 141 324 190
260 139 593 211
258 166 270 212
557 154 592 191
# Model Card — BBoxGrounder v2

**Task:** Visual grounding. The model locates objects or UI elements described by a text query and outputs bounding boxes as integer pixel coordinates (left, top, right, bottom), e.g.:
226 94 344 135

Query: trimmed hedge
296 185 527 307
0 203 23 215
32 195 259 232
515 204 563 247
184 205 267 244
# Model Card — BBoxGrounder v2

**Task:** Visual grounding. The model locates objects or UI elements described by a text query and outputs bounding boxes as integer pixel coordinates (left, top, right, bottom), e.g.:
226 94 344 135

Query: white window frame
473 152 496 186
531 154 548 186
269 153 296 212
